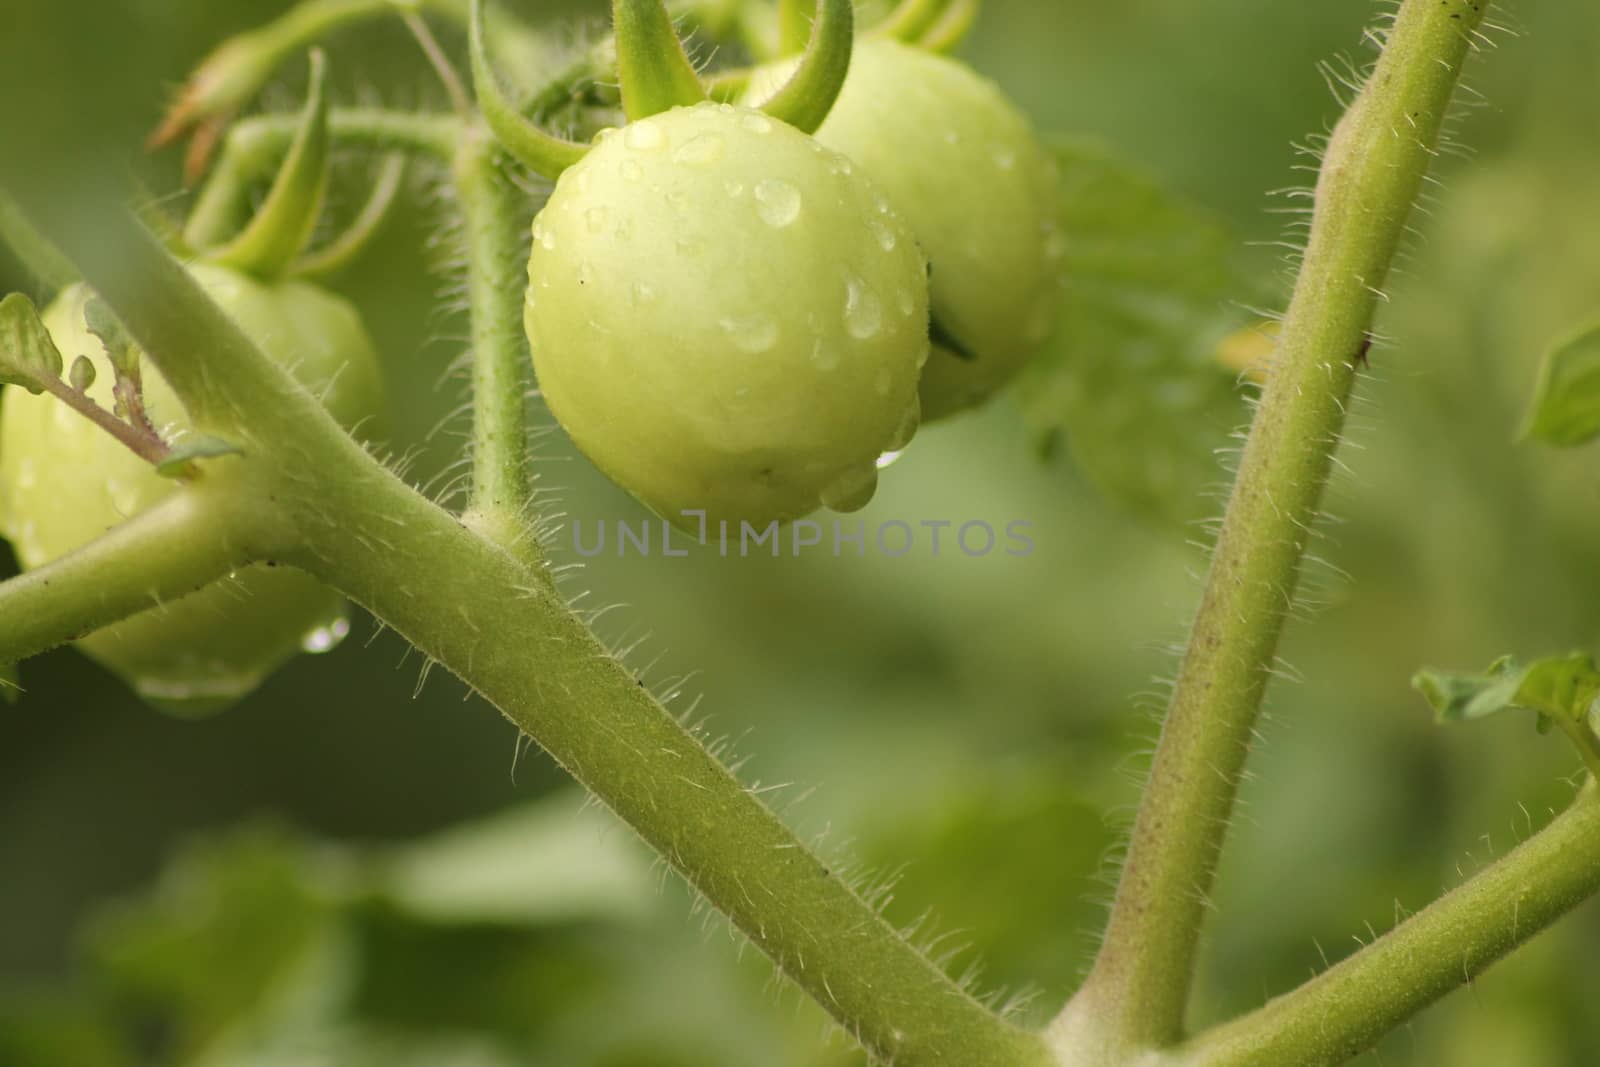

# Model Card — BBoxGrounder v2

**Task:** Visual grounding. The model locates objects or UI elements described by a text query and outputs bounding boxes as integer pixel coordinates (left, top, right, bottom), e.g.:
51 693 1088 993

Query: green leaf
1413 652 1600 727
1015 140 1260 530
82 294 138 376
0 292 65 394
371 791 655 926
155 433 245 478
1523 320 1600 447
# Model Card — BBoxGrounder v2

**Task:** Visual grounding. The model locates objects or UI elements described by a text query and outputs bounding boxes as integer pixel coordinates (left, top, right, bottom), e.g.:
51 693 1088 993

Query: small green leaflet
0 292 64 394
1523 321 1600 447
155 434 244 478
1015 139 1261 531
82 294 139 377
1413 652 1600 729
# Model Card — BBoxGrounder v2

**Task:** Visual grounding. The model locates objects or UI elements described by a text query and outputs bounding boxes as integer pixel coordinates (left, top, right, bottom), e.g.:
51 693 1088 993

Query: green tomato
749 40 1063 420
524 102 930 528
0 264 385 715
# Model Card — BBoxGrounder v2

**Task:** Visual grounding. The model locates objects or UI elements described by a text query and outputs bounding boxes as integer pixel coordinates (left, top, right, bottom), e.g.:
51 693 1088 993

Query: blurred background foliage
4 0 1600 1064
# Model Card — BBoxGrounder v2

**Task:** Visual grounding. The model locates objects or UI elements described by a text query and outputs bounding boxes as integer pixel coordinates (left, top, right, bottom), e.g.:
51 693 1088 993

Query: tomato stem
1054 0 1496 1058
611 0 710 120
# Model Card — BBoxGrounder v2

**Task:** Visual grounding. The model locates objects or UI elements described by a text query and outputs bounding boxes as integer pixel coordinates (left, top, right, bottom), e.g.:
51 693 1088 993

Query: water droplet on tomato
990 144 1018 171
754 179 802 228
620 159 644 182
585 206 610 234
673 133 726 166
719 314 779 354
741 113 773 135
869 218 898 252
844 276 884 340
624 121 664 151
810 337 840 371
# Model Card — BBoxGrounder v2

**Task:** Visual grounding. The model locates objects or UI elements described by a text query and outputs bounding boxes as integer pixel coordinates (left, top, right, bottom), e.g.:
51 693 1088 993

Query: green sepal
155 434 245 479
470 0 591 180
1413 652 1600 728
291 153 407 279
1523 320 1600 447
919 0 980 53
0 292 65 395
611 0 709 120
204 49 331 279
870 0 946 44
752 0 854 135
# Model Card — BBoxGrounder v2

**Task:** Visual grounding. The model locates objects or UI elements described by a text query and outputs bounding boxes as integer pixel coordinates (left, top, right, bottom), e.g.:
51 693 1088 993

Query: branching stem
1056 0 1494 1056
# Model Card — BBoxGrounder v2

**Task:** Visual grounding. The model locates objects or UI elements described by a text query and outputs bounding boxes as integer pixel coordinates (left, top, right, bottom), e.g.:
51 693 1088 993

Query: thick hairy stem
455 136 544 569
185 109 462 248
1056 0 1492 1054
0 187 78 292
0 486 272 665
1176 783 1600 1067
1 161 1052 1067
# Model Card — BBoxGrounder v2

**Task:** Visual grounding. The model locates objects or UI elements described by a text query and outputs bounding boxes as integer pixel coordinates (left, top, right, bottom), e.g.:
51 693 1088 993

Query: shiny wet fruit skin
525 102 931 528
0 265 385 715
749 39 1063 420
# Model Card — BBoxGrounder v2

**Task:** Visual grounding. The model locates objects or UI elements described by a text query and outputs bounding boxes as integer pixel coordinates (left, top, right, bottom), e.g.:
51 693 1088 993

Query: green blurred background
5 1 1600 1064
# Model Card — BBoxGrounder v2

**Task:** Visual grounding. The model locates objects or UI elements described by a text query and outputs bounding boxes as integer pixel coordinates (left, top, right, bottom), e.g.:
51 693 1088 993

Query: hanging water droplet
754 179 802 228
741 113 774 135
719 314 780 354
876 449 906 471
673 132 726 166
844 276 884 340
539 228 557 251
820 464 878 513
887 396 921 451
624 121 665 151
302 614 351 654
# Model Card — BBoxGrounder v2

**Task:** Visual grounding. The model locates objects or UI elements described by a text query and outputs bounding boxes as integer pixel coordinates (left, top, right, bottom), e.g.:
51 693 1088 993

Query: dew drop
869 218 898 252
754 179 802 228
896 287 916 317
624 121 665 151
302 614 351 654
990 143 1018 171
876 449 906 471
942 129 961 146
584 206 610 235
719 314 780 354
632 281 657 304
820 464 878 513
674 132 726 166
741 113 774 135
539 228 557 251
620 159 644 182
725 180 746 198
844 276 884 340
810 337 840 372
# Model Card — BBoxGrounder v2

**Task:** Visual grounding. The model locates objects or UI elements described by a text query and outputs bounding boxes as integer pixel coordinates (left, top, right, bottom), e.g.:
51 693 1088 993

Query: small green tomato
0 264 385 715
524 101 931 528
749 39 1063 420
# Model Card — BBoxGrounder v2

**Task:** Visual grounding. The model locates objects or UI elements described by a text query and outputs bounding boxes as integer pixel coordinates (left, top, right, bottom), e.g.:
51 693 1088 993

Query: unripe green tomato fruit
748 40 1063 420
524 102 931 528
0 264 385 715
